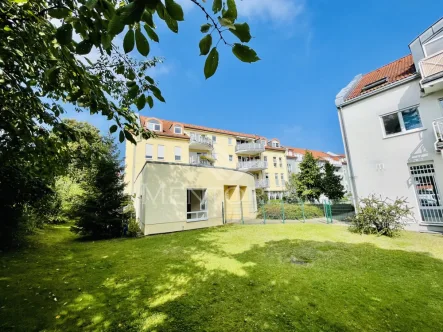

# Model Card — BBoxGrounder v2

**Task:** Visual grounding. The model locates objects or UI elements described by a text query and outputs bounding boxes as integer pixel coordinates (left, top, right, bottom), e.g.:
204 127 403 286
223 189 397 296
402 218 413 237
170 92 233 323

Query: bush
257 203 324 220
127 218 143 238
349 195 413 237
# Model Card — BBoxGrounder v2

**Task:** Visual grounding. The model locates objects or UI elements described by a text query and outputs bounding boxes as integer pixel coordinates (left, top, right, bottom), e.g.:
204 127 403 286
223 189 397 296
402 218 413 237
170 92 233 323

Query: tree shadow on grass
1 227 443 331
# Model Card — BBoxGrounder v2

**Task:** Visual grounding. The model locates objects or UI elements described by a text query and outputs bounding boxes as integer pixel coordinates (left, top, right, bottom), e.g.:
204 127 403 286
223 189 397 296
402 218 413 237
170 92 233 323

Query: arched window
147 119 161 131
173 125 182 134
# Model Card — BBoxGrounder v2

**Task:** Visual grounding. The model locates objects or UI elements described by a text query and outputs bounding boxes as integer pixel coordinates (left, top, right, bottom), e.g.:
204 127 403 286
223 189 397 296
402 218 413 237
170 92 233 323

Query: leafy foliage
257 202 324 220
322 162 345 202
285 173 299 203
293 152 323 202
349 195 413 237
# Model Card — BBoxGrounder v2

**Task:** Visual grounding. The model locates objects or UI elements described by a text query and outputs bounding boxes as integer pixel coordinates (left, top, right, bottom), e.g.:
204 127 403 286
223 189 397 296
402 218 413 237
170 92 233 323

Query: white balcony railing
235 142 265 153
420 50 443 80
189 134 213 148
432 117 443 151
237 160 267 170
255 179 269 188
189 155 215 166
187 210 208 222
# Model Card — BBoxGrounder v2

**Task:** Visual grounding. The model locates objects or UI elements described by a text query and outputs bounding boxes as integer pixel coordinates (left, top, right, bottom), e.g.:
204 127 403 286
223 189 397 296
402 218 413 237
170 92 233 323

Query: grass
1 224 443 331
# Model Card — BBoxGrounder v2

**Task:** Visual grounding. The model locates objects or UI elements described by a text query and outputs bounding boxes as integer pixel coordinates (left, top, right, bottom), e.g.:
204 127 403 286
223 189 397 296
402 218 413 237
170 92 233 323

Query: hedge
256 203 324 220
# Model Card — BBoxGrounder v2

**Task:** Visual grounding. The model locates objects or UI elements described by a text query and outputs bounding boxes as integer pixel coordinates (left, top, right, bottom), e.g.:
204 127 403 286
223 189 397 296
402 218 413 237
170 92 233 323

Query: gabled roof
140 116 190 139
287 147 344 162
182 122 260 139
345 55 417 101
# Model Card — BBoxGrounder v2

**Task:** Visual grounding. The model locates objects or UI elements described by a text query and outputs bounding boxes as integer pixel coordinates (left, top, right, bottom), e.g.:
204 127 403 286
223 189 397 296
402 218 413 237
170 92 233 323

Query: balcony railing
187 210 208 222
237 160 267 171
432 117 443 152
189 134 213 149
235 142 265 154
255 179 269 188
420 50 443 81
189 155 215 166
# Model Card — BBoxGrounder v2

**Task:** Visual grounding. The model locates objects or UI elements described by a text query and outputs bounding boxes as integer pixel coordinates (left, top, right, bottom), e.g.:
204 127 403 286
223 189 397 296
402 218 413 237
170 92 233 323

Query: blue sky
64 0 443 156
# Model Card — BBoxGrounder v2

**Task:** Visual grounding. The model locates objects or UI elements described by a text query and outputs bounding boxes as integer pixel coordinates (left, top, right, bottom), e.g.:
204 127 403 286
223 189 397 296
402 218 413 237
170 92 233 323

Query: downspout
130 140 137 195
338 106 359 209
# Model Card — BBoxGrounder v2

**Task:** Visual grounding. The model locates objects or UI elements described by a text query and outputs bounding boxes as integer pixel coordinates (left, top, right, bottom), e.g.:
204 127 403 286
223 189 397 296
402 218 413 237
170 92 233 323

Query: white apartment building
336 18 443 231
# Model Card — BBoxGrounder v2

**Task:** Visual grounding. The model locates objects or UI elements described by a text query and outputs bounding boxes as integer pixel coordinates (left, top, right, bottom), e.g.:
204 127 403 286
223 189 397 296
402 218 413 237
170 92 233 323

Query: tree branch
189 0 229 46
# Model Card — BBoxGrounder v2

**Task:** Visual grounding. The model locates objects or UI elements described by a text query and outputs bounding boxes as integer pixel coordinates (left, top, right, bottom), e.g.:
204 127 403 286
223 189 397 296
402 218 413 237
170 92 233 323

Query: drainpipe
130 140 137 195
338 106 359 209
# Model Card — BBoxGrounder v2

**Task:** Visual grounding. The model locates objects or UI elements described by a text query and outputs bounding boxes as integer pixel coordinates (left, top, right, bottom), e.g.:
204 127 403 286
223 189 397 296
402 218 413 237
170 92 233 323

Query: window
273 157 277 167
212 135 217 143
187 189 208 222
174 146 181 161
272 141 280 148
361 77 387 92
279 157 282 167
229 155 233 162
424 35 443 57
381 106 422 136
289 151 293 156
147 119 161 131
145 144 153 159
174 125 182 134
261 139 266 146
275 174 279 186
281 173 284 186
264 156 267 162
228 138 233 145
157 145 165 160
288 164 292 172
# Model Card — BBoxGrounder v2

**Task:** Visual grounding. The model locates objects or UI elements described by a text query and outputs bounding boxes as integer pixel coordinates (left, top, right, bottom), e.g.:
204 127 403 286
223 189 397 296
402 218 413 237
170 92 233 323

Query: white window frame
186 189 208 222
273 157 277 167
281 173 284 186
228 137 233 145
380 105 424 138
174 146 182 161
229 155 233 162
272 141 280 148
145 144 153 159
147 120 161 132
174 125 182 134
212 135 217 143
275 173 279 186
279 157 283 167
157 145 165 160
423 34 443 57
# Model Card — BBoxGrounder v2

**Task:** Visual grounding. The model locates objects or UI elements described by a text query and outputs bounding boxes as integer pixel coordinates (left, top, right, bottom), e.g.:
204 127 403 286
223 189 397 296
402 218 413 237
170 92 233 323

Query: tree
1 0 259 149
321 162 345 202
285 173 299 203
70 137 130 238
294 151 322 202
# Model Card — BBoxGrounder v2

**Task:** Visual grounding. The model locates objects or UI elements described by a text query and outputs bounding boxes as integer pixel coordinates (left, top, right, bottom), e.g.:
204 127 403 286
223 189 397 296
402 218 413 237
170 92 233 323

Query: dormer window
173 125 182 134
272 141 280 148
361 77 387 92
147 119 161 132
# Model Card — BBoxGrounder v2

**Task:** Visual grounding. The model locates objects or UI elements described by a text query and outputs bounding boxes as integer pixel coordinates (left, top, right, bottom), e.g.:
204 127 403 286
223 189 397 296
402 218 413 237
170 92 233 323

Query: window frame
380 105 424 138
275 173 279 186
228 137 233 145
174 146 182 161
145 144 153 159
212 135 217 143
423 34 443 57
279 157 283 167
173 125 182 134
229 155 233 162
273 157 277 167
281 173 284 186
147 120 161 132
157 145 165 160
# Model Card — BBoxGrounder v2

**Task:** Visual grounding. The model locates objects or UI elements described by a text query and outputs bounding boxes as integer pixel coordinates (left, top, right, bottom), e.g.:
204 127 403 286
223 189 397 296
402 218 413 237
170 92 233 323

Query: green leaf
156 1 166 20
128 84 140 99
126 81 136 87
101 33 112 50
199 34 212 56
165 13 178 33
144 25 159 42
142 11 155 28
136 94 146 110
218 17 235 29
110 124 118 133
76 40 93 55
200 23 212 33
119 130 125 143
229 23 252 43
123 29 135 53
120 2 144 25
55 24 73 45
232 43 260 63
204 47 219 79
145 76 155 84
48 8 71 19
165 0 184 21
145 0 159 10
135 28 150 56
212 0 222 13
147 96 154 108
223 0 237 22
124 130 136 144
149 86 165 102
108 14 125 36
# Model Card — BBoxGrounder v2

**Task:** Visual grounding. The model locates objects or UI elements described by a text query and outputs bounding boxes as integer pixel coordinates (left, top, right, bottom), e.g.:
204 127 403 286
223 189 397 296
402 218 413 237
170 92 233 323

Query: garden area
1 223 443 331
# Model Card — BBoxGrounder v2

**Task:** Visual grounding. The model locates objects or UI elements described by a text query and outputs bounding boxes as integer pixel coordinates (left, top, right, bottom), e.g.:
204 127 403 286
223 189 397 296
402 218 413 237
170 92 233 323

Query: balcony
189 134 213 151
433 117 443 152
190 155 215 167
235 142 265 155
237 160 267 172
419 50 443 94
255 179 269 189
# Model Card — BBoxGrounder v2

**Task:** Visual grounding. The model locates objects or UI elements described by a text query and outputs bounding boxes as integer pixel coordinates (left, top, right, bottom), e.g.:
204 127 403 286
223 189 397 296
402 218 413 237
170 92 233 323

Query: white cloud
237 0 304 23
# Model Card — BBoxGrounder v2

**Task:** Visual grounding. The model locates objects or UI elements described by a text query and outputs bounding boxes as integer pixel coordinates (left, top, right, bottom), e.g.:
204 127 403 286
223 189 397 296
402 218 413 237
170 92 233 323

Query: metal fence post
222 201 225 224
301 201 306 223
240 201 244 224
262 204 266 224
328 202 333 224
281 200 285 224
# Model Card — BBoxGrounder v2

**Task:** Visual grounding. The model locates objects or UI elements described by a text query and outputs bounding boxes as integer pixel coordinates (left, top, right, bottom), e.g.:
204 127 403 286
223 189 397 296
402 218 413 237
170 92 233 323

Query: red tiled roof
287 147 343 162
140 116 190 140
181 122 260 139
346 55 417 101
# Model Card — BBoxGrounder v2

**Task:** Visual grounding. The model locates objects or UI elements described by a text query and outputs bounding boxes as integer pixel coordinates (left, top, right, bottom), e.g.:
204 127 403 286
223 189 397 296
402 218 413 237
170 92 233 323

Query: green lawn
1 224 443 331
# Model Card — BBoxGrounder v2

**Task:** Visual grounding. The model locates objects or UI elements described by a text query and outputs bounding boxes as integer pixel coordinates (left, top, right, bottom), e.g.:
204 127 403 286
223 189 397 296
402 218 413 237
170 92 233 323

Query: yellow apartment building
126 116 288 235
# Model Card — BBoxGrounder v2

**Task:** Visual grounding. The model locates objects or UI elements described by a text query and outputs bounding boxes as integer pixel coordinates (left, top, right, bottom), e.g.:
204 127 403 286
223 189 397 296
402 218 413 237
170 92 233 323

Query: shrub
257 203 324 220
127 218 143 238
349 195 413 237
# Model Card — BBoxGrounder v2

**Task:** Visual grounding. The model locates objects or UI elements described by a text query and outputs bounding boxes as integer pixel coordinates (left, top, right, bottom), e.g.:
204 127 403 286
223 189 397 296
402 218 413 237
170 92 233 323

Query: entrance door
410 164 443 223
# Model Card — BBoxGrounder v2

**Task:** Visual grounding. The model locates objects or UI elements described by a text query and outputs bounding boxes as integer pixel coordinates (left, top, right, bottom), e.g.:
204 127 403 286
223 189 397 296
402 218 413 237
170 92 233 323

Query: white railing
237 160 267 170
255 179 269 188
187 210 208 222
190 134 213 148
432 117 443 151
420 50 443 80
189 155 215 166
235 142 265 153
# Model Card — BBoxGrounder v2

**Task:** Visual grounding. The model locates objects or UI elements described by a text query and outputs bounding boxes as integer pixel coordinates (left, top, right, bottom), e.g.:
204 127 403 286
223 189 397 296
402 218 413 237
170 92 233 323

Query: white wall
341 79 443 222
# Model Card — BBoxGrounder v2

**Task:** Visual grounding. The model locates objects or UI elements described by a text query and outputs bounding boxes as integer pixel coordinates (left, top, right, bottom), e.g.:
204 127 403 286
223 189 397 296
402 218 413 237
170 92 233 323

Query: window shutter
146 144 153 159
158 145 165 159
